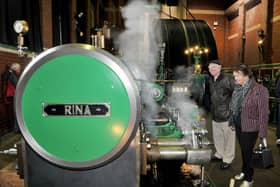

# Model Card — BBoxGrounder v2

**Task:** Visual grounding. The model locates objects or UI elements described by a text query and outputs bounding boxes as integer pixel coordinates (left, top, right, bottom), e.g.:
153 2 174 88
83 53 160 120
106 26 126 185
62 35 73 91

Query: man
208 59 235 169
2 63 21 103
2 63 22 132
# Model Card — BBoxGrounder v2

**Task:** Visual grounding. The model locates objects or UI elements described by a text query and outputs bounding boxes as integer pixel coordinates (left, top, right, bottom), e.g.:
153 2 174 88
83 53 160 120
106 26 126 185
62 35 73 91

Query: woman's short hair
233 64 253 78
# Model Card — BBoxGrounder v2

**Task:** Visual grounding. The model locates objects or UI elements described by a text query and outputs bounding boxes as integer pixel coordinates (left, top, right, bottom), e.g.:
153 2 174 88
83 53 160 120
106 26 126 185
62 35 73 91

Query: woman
275 70 280 145
229 64 269 187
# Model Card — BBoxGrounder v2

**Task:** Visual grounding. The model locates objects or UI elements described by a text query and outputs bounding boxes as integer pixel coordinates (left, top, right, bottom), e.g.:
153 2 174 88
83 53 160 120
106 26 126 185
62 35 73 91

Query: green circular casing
152 83 165 103
15 44 141 169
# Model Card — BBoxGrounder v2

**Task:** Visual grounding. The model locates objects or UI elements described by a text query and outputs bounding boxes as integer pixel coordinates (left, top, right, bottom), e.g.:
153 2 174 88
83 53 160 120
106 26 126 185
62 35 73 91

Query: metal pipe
0 148 18 155
147 146 187 162
145 118 170 123
150 138 191 146
201 165 205 187
140 143 148 175
158 147 187 160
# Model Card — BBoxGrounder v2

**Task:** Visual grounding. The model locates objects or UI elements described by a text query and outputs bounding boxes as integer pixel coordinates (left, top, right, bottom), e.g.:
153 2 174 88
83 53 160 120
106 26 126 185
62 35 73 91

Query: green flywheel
15 44 141 169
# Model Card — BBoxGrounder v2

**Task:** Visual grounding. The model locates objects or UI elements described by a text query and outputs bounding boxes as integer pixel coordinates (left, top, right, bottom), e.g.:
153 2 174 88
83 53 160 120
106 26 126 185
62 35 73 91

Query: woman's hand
260 137 267 148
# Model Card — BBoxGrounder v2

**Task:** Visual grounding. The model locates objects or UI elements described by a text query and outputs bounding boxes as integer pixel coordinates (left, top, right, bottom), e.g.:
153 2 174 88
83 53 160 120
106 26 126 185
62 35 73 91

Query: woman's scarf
231 78 253 117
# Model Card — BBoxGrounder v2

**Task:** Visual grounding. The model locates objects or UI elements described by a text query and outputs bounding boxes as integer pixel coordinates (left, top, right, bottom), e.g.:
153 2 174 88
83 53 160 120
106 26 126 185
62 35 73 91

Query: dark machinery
14 44 212 187
158 19 218 76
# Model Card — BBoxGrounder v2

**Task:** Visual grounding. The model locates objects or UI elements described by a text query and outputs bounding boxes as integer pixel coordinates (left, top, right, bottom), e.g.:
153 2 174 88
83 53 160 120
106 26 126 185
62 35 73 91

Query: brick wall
226 1 266 67
271 0 280 63
225 14 243 66
225 0 280 67
188 0 225 10
244 2 267 65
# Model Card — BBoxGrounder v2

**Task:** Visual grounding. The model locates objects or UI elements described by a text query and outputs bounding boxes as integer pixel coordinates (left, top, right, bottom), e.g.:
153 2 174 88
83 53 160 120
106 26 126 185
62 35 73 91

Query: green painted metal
21 54 131 162
152 83 165 103
146 121 183 138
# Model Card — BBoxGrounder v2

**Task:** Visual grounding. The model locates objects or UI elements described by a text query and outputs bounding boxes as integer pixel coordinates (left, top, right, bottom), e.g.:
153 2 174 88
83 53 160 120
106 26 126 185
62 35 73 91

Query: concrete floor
205 126 280 187
0 126 279 187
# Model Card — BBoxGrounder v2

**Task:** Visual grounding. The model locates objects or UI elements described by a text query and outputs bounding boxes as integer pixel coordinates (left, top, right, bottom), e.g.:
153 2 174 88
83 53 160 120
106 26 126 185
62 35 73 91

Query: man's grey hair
10 63 21 71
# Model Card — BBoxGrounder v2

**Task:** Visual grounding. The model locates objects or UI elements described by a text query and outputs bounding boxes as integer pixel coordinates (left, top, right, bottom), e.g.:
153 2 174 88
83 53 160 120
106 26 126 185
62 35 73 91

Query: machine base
24 140 138 187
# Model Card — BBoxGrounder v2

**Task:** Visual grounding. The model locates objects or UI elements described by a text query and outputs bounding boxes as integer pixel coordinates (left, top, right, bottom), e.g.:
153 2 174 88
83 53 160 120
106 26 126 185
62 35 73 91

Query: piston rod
147 146 212 165
147 146 187 162
150 139 191 146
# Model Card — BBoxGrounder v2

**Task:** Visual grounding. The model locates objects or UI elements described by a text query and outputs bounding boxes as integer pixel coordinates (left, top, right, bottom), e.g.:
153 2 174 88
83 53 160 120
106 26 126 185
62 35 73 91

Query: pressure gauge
13 20 29 34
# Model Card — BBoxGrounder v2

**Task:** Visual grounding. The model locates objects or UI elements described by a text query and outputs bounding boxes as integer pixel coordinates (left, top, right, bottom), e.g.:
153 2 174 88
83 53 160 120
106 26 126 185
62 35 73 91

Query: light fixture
213 20 219 30
257 29 265 62
184 45 209 73
184 46 209 56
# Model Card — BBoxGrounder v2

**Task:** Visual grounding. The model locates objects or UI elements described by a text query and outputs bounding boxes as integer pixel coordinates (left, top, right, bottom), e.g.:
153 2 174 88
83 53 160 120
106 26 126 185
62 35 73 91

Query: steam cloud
168 66 206 135
117 0 160 81
116 0 161 121
116 0 205 137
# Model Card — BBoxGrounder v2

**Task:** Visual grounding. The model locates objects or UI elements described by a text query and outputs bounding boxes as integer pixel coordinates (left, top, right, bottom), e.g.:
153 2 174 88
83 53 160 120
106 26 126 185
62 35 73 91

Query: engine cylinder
15 44 141 169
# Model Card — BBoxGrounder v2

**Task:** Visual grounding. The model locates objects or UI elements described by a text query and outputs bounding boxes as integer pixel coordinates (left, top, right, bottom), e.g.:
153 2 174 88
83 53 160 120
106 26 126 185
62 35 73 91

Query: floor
0 132 23 187
205 125 280 187
0 125 279 187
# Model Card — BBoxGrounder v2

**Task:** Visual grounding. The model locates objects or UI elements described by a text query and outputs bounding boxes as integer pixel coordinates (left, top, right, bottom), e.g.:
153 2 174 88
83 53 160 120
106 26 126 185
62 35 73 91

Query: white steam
167 66 206 143
116 0 205 137
116 0 161 121
117 0 160 81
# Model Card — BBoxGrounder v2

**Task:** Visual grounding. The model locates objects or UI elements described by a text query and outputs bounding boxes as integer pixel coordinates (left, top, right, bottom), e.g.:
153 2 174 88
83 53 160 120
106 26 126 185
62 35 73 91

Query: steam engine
14 44 212 187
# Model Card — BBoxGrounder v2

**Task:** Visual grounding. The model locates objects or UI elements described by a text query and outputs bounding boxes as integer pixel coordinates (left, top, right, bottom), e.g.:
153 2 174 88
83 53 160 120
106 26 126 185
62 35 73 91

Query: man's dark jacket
209 73 235 122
